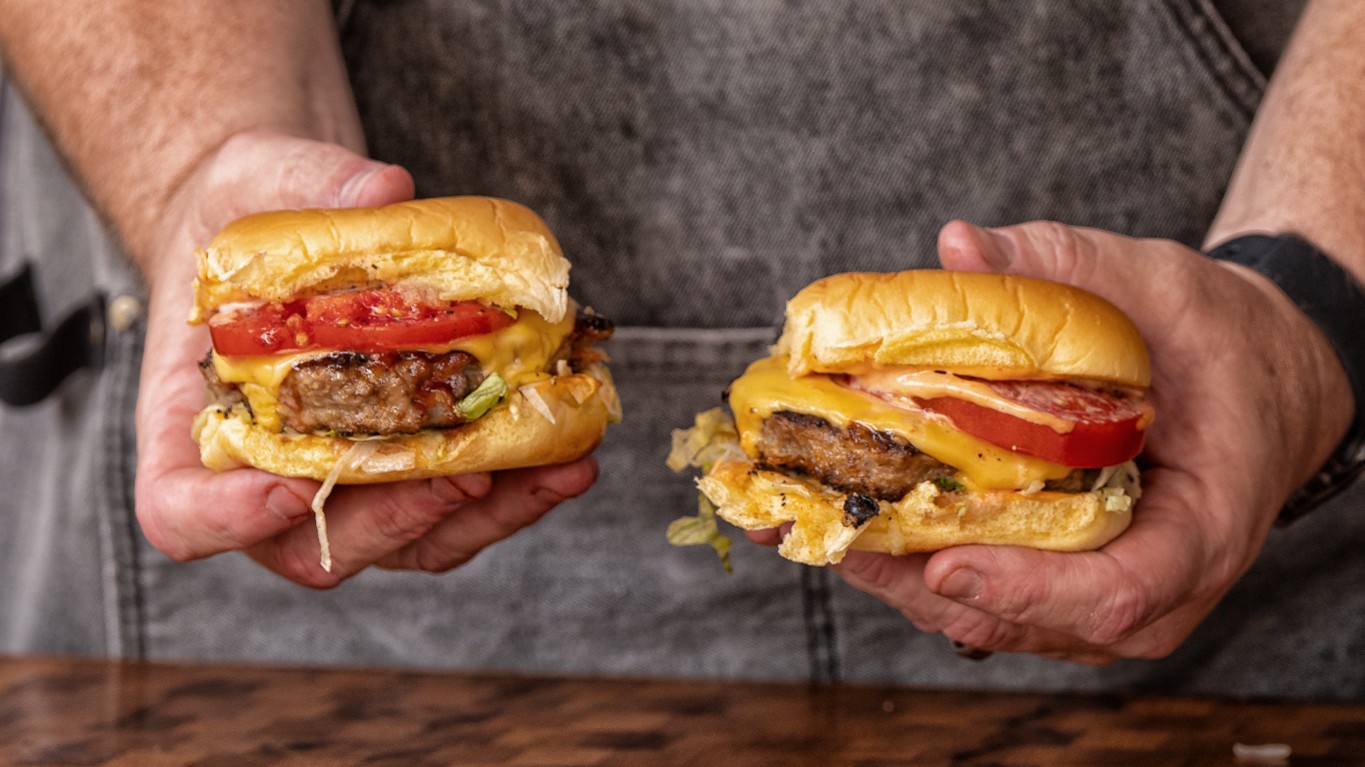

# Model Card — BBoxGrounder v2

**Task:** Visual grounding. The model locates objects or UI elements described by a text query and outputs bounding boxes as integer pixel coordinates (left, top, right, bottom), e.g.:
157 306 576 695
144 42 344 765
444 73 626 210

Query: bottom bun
698 457 1132 566
193 371 618 483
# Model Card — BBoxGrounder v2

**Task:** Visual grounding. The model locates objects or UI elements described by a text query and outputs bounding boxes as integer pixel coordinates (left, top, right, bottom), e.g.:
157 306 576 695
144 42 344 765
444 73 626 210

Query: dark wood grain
0 656 1361 766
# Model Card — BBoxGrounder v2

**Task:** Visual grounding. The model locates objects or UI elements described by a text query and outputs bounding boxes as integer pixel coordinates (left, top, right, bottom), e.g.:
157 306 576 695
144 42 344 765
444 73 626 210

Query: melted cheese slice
211 309 575 432
728 355 1073 491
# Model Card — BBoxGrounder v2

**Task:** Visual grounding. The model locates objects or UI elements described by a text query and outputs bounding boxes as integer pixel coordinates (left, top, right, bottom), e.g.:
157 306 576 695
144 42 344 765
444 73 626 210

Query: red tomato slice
208 290 514 356
208 301 309 356
915 381 1150 468
306 291 513 353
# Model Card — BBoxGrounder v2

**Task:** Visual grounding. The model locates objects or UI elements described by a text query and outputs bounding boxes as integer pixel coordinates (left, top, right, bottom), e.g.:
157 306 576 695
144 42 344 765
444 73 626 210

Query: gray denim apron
4 0 1363 698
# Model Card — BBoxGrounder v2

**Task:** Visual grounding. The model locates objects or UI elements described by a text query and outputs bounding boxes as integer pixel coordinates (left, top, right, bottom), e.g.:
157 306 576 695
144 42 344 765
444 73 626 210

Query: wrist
1208 234 1365 521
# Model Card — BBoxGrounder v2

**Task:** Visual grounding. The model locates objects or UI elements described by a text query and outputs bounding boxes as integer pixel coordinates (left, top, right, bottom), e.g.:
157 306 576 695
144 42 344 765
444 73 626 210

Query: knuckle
429 474 489 505
151 534 196 564
412 540 477 574
495 502 547 532
269 543 343 590
1084 584 1149 646
983 573 1049 625
1129 636 1182 660
941 612 1018 653
839 553 903 594
134 500 195 563
367 492 446 543
486 494 554 533
1022 220 1101 284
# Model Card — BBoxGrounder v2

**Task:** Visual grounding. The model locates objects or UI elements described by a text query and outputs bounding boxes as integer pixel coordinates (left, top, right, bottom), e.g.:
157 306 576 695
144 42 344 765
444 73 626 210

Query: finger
133 265 325 560
135 465 318 563
832 550 965 635
150 131 415 280
922 475 1208 652
246 471 494 588
204 129 414 219
835 550 1130 662
135 131 420 569
744 528 783 547
375 457 600 573
936 219 1196 351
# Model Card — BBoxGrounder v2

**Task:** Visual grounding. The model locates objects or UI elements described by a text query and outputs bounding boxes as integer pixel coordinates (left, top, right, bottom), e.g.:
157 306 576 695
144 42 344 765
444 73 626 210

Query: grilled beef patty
755 410 1099 500
756 411 954 501
277 350 481 435
200 306 615 437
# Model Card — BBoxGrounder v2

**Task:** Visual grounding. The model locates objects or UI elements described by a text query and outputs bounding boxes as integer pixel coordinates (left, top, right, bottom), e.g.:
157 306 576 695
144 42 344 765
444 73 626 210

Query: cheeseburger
670 270 1152 566
191 197 618 537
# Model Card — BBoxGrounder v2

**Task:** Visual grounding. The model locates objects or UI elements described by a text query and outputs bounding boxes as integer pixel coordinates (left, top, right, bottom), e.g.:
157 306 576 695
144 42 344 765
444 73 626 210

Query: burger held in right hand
671 270 1154 567
189 196 620 571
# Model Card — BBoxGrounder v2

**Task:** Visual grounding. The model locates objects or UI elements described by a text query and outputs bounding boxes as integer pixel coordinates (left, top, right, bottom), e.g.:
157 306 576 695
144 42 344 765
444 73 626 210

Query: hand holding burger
818 221 1350 664
191 195 619 570
674 218 1354 665
673 268 1152 566
131 132 608 589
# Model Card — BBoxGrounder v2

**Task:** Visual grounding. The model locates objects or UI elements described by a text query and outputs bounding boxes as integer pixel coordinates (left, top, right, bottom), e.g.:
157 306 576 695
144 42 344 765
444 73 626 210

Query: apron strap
0 262 105 406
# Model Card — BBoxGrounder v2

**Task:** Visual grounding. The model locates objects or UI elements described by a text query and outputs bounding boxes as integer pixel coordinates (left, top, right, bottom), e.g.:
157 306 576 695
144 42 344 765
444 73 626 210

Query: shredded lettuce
455 373 508 420
1093 460 1142 513
666 407 742 473
666 408 743 572
932 475 966 493
666 495 733 574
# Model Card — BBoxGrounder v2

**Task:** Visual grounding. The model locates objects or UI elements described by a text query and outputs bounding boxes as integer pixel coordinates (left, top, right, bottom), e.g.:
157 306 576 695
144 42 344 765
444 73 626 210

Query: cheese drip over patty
727 355 1074 491
210 308 575 432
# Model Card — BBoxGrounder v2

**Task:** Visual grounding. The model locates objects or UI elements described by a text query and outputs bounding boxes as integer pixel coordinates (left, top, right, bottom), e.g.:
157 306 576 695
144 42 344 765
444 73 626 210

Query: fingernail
937 567 983 602
975 226 1015 270
337 165 386 207
266 486 309 522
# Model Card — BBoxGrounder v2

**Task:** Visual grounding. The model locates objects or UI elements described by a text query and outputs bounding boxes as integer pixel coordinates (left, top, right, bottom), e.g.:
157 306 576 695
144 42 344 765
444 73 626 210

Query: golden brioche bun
190 196 569 323
699 457 1131 566
777 270 1150 387
193 371 618 482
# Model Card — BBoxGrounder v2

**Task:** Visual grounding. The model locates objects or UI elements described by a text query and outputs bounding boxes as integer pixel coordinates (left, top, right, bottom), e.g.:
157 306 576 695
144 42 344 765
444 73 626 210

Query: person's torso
11 0 1365 699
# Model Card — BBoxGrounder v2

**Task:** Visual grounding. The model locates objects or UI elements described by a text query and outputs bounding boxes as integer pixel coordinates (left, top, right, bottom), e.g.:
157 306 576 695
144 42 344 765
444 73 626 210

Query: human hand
821 220 1354 663
132 130 600 588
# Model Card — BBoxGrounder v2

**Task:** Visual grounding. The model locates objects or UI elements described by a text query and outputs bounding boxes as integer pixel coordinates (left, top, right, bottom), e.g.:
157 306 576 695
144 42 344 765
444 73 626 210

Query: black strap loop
0 262 106 406
1207 234 1365 522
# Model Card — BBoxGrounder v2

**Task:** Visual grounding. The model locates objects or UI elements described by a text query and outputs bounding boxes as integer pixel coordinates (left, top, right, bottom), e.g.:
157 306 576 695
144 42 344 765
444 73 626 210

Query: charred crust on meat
549 307 615 374
842 493 880 528
756 411 938 501
751 409 1101 503
199 351 251 417
574 306 615 340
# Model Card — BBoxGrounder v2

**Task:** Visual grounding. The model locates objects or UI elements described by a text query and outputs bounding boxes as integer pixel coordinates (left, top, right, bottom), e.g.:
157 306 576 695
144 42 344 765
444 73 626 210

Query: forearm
1206 0 1362 490
0 0 362 271
1207 0 1365 283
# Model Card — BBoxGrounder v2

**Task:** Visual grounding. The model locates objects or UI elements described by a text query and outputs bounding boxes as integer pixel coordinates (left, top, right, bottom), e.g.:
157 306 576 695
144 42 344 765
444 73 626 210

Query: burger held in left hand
670 270 1153 567
190 197 619 567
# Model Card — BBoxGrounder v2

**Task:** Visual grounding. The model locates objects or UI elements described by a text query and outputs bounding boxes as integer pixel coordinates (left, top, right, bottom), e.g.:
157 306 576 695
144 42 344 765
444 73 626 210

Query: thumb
148 130 417 290
149 130 417 284
936 218 1158 287
935 219 1196 350
209 129 415 215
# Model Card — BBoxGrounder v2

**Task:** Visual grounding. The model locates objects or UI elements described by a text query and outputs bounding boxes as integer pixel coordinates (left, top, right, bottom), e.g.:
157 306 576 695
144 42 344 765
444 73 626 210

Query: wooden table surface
1 655 1362 766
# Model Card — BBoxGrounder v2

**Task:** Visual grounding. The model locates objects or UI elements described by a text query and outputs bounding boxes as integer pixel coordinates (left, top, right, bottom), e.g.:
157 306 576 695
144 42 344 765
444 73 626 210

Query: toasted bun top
190 196 570 323
776 270 1150 387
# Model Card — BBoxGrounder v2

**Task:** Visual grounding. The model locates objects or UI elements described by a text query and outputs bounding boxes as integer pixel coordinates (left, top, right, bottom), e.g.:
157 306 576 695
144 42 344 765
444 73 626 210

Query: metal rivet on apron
107 294 143 332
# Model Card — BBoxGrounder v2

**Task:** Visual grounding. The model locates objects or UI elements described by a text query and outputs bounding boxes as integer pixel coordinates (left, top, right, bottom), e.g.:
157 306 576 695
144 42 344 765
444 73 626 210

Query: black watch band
1206 234 1365 523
